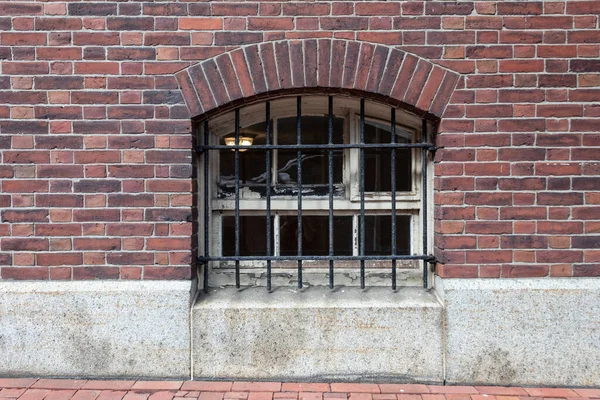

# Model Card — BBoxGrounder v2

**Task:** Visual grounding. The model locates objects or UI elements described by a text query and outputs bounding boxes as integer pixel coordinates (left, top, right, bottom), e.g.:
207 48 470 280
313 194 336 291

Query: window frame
196 95 435 291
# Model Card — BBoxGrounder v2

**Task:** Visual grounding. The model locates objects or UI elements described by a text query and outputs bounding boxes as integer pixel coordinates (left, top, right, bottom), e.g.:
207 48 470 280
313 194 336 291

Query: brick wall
0 1 598 281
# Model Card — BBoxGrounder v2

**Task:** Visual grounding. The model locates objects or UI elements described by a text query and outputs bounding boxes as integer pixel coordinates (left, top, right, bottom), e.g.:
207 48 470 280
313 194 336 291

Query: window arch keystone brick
175 39 460 120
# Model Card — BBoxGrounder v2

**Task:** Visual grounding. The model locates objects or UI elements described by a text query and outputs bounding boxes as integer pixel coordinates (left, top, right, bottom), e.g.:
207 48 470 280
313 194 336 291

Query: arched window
196 95 435 291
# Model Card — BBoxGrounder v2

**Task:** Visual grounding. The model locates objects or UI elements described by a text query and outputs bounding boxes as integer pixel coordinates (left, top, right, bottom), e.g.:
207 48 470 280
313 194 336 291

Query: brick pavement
1 379 599 400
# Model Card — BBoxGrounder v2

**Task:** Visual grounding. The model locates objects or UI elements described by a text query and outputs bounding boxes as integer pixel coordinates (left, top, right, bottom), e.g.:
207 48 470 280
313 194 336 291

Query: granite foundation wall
437 277 600 387
0 281 192 379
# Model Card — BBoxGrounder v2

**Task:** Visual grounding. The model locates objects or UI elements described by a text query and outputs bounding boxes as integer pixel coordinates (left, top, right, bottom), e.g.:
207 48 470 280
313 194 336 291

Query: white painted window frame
200 96 428 279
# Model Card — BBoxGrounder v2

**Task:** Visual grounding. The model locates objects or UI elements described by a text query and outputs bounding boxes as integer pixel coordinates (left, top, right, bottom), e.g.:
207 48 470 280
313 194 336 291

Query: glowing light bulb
224 136 253 152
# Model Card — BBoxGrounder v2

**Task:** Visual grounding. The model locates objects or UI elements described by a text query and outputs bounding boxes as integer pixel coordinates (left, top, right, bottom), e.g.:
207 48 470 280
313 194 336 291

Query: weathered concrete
436 277 600 387
0 281 192 379
192 286 444 382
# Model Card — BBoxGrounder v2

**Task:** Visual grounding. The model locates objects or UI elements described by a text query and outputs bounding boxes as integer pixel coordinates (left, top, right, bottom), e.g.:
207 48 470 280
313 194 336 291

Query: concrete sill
194 286 442 309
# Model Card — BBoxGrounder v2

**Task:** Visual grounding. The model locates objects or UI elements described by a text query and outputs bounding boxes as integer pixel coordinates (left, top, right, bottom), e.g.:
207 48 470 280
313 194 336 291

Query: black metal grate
197 96 436 291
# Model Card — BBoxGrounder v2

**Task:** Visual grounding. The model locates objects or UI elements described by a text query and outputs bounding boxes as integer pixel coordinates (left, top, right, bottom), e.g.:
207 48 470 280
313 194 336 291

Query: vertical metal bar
272 122 278 185
359 98 366 289
422 119 428 289
328 96 334 289
234 109 240 288
265 102 272 292
390 108 397 290
296 96 303 289
203 120 210 293
274 215 280 256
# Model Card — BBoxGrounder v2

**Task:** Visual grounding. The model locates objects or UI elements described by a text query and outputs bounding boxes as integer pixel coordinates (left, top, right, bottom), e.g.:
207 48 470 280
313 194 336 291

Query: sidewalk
1 380 599 400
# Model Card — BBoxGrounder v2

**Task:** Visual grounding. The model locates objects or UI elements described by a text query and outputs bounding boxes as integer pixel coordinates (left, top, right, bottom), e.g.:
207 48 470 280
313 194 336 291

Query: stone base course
0 281 191 379
436 278 600 387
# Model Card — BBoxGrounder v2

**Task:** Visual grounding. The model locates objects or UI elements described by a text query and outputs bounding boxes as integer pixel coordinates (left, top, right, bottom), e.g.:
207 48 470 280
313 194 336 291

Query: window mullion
359 99 366 289
296 96 303 289
352 214 358 257
272 117 278 186
390 108 397 290
274 214 280 257
265 102 272 292
328 95 334 289
234 108 241 289
203 121 210 292
421 119 429 289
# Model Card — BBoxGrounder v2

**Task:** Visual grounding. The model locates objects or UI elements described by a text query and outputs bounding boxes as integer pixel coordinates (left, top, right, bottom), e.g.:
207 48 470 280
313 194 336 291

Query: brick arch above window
175 39 461 120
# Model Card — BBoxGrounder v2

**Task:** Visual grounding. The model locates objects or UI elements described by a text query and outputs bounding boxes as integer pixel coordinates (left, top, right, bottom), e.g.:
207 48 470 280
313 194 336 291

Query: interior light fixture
224 136 253 152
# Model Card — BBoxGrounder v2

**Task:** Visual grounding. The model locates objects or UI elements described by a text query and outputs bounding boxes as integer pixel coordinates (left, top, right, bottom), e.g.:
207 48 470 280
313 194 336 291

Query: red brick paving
224 393 248 400
574 391 600 398
0 381 37 390
82 383 135 392
474 388 528 396
95 391 127 400
0 389 28 398
281 385 328 394
231 385 281 393
379 385 429 394
44 391 78 400
33 382 86 391
524 390 578 398
181 384 232 393
0 379 598 400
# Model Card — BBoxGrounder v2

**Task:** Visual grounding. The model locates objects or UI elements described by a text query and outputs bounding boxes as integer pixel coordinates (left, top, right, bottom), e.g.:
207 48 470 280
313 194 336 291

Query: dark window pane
279 216 353 256
219 121 269 192
364 121 412 192
362 215 411 255
222 216 273 256
277 116 344 185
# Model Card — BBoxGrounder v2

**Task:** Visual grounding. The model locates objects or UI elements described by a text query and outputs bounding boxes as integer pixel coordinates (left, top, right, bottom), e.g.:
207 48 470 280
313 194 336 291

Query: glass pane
222 216 274 256
362 215 411 255
219 120 269 193
364 121 412 192
279 215 353 256
277 116 344 185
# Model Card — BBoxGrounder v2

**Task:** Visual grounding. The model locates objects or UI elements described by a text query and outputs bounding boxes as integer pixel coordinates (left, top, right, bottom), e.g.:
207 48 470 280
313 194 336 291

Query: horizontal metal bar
199 255 436 262
198 143 436 151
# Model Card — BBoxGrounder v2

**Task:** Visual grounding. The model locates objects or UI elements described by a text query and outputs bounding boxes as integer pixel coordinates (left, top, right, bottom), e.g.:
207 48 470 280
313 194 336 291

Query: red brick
130 382 183 391
321 17 368 31
466 251 512 264
147 392 175 400
501 236 547 249
473 388 523 396
181 382 232 392
502 265 549 278
16 390 52 400
573 389 600 397
33 381 86 390
282 384 330 393
330 384 379 394
524 388 577 397
0 379 38 388
0 388 28 398
247 393 272 400
72 391 101 400
73 238 120 251
416 67 445 111
231 383 282 392
2 210 48 223
215 32 262 46
224 393 248 400
122 394 149 400
379 383 429 394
